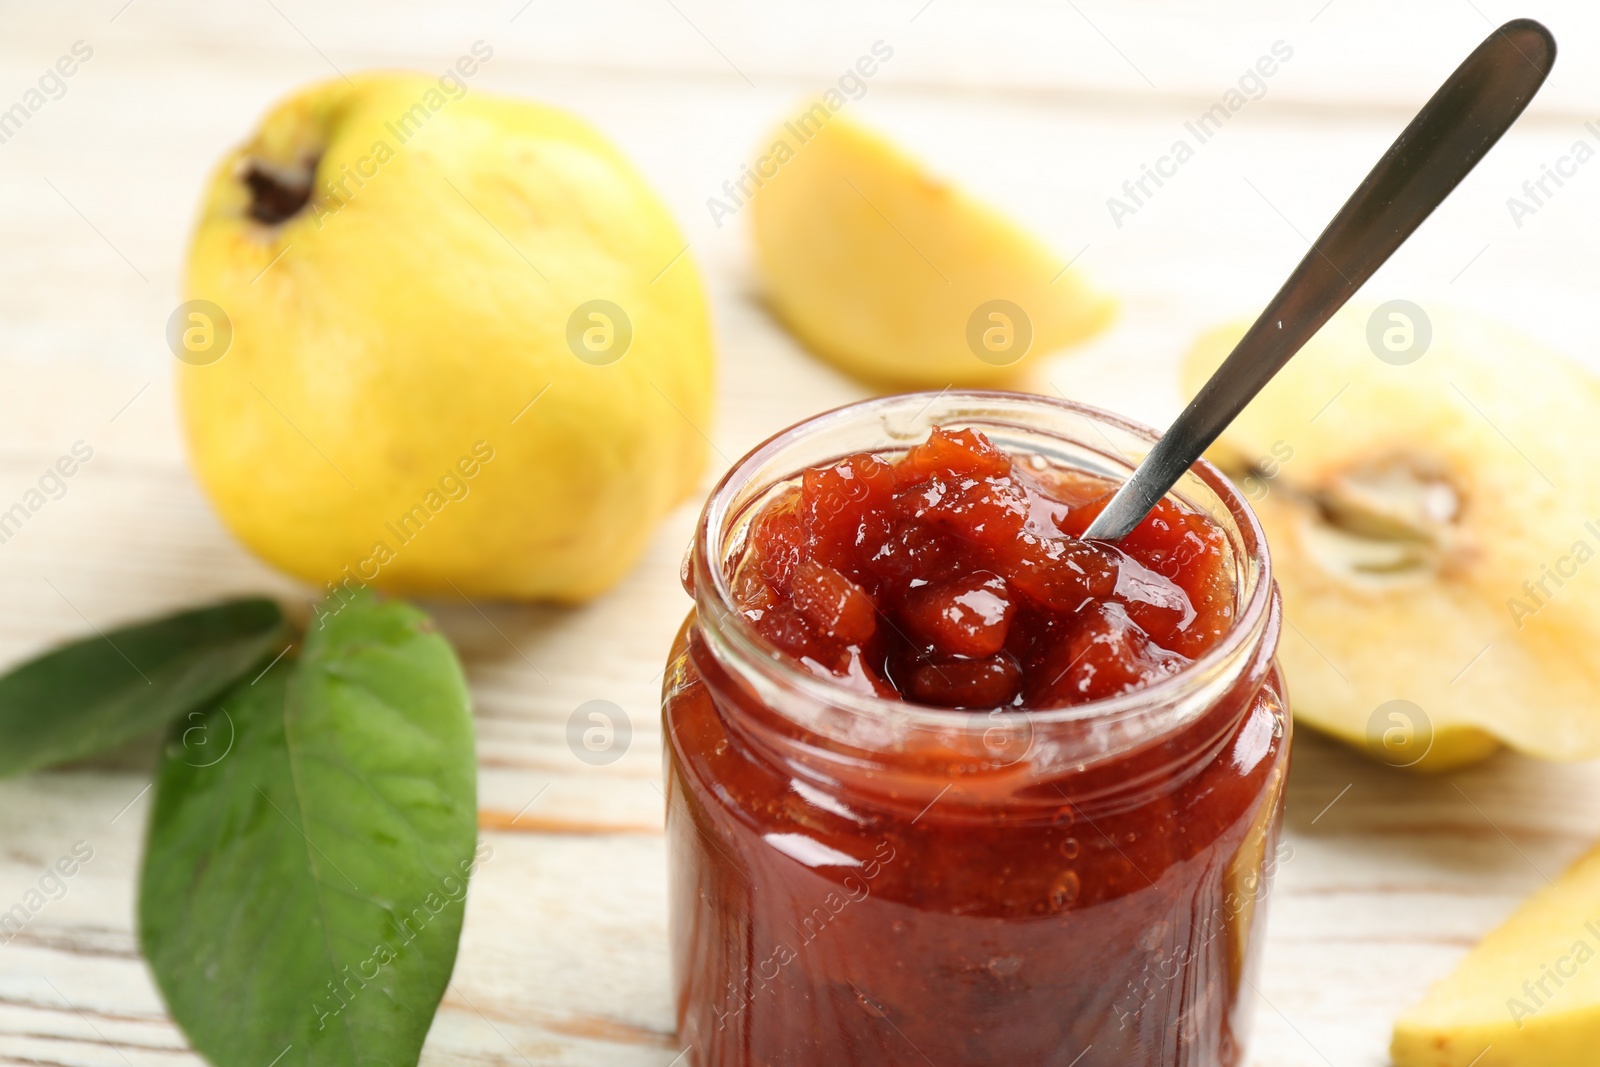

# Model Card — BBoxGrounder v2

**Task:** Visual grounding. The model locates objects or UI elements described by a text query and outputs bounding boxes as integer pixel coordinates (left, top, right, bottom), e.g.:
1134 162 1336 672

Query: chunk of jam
728 426 1235 709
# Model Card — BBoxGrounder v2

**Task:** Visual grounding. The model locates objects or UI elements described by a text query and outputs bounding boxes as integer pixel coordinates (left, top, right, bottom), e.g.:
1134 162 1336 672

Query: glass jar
661 392 1289 1067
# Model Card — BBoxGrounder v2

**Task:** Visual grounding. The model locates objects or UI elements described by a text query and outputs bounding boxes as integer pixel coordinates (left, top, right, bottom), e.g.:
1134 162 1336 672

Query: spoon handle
1082 18 1556 543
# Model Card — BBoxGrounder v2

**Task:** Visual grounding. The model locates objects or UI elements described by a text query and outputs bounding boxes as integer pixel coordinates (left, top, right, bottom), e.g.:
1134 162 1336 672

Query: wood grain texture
3 2 1600 1065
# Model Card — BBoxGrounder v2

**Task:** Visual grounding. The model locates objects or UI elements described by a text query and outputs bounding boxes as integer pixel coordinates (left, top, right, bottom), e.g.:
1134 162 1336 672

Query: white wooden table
3 2 1600 1064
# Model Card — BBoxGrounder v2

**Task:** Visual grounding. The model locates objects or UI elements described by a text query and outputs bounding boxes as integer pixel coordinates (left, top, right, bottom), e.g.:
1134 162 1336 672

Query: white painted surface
2 3 1598 1064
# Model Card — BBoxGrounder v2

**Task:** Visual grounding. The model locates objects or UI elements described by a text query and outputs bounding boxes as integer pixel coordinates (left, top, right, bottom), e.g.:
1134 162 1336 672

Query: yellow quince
751 110 1112 387
1394 843 1600 1065
177 71 713 602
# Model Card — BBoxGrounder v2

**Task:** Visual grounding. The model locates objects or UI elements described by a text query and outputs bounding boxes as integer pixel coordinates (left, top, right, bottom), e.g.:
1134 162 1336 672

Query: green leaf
0 597 288 778
139 592 478 1067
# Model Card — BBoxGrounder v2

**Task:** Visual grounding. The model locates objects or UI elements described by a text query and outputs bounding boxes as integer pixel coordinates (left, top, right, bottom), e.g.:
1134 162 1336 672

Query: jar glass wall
661 392 1290 1067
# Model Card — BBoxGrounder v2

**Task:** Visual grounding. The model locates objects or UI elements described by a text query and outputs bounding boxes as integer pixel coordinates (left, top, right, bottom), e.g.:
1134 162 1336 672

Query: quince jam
728 427 1234 708
664 414 1289 1067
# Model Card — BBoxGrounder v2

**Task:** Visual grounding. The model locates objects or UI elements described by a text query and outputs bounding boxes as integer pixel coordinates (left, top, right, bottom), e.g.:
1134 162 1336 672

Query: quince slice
1181 305 1600 770
751 110 1112 386
1393 843 1600 1066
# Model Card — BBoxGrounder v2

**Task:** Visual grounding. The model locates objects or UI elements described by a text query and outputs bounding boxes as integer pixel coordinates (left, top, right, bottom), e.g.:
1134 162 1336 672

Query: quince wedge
751 111 1112 387
178 72 713 602
1181 305 1600 770
1393 843 1600 1066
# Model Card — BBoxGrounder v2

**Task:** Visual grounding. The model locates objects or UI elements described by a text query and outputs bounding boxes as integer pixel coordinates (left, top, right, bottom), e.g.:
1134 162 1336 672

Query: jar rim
690 389 1275 737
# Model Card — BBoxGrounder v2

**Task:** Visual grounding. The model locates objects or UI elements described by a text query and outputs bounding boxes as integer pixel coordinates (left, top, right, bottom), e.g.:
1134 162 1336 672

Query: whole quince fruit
177 72 713 602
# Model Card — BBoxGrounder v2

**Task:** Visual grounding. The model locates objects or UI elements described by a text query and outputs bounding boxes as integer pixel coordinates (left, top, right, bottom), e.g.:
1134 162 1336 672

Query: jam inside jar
662 393 1290 1067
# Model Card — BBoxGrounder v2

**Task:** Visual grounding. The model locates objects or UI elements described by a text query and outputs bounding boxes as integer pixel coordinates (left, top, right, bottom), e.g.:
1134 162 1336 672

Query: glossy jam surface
664 424 1289 1067
729 427 1234 710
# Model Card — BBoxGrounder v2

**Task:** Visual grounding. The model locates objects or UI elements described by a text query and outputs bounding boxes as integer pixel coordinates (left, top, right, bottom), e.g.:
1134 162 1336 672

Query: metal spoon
1081 18 1556 542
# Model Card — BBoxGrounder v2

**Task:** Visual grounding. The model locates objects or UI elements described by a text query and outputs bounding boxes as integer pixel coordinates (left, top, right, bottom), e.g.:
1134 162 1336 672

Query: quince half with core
1182 305 1600 770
